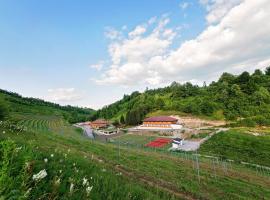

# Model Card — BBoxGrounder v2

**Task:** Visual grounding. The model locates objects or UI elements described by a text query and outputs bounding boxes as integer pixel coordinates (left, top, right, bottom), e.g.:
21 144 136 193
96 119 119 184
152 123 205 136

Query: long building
143 116 178 128
90 119 110 129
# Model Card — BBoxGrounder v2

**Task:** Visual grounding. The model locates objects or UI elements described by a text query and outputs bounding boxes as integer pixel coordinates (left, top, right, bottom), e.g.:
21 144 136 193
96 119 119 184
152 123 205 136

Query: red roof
143 116 178 122
91 119 109 124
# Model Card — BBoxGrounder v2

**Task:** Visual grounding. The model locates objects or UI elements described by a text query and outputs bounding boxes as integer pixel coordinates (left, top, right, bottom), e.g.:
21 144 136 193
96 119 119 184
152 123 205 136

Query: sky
0 0 270 109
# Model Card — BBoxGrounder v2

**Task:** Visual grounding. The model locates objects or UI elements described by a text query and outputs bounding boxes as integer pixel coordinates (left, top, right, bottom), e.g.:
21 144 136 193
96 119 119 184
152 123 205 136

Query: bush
252 115 270 126
238 118 256 127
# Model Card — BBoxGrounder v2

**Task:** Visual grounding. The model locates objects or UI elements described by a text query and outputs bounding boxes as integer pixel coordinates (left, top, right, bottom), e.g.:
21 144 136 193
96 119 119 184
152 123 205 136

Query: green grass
110 134 157 146
1 115 270 199
199 129 270 167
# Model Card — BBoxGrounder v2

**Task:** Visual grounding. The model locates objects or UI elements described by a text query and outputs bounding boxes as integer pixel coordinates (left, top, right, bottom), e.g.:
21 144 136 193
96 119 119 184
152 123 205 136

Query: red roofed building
90 119 110 129
142 116 178 128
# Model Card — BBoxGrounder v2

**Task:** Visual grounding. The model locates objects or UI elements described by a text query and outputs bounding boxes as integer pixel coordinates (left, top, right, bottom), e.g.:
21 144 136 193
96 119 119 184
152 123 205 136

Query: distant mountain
94 67 270 127
0 89 95 123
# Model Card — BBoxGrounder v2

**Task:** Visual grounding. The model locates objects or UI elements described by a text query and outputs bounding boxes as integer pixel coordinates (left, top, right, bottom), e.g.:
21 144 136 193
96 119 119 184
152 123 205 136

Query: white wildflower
59 170 62 174
32 169 47 181
24 188 32 197
73 163 76 167
55 178 61 185
68 149 71 153
2 131 5 134
44 158 48 163
86 186 93 196
70 183 74 193
16 146 22 152
90 177 93 180
102 168 106 172
50 154 54 158
117 172 122 176
82 177 88 186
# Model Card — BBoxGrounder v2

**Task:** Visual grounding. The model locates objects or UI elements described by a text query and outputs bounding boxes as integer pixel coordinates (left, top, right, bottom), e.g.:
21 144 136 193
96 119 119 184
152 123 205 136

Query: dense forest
0 89 95 123
94 67 270 127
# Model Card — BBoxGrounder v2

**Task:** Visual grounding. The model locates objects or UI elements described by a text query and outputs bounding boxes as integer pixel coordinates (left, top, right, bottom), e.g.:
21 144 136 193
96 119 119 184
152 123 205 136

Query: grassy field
199 129 270 167
109 134 173 151
110 134 157 145
1 114 270 199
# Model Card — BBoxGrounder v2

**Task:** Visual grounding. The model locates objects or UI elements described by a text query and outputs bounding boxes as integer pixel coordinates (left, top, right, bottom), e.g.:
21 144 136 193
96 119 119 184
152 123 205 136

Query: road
74 124 94 139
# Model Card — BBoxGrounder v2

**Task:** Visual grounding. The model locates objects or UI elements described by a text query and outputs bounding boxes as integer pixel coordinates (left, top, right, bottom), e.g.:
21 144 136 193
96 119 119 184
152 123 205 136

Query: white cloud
104 27 122 40
90 61 104 71
200 0 243 24
46 88 83 102
180 2 190 10
128 25 147 38
96 0 270 87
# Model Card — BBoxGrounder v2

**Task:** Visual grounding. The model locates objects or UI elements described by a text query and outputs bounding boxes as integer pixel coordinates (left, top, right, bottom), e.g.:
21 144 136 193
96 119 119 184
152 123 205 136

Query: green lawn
199 129 270 167
110 134 157 145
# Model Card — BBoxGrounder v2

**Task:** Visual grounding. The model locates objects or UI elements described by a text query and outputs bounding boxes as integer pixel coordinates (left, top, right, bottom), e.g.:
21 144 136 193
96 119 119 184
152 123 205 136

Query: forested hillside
95 67 270 126
0 89 94 123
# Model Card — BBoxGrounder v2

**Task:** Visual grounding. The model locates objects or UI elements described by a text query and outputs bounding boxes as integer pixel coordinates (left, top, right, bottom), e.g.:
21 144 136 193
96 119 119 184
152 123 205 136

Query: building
172 138 183 149
142 116 179 128
90 119 110 129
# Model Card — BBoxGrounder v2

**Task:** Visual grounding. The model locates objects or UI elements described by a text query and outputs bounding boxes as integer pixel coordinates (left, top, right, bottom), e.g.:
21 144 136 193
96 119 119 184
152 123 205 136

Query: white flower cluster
86 186 93 196
70 183 74 193
32 169 47 181
82 177 93 196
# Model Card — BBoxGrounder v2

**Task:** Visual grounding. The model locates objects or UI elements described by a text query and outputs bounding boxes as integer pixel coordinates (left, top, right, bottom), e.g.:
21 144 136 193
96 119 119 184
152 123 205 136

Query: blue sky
0 0 269 109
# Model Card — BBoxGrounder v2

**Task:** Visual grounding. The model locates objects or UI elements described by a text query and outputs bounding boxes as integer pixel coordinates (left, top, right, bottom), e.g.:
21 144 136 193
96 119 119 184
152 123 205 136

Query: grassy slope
1 91 270 199
0 89 94 123
1 114 270 199
199 129 270 167
1 116 168 200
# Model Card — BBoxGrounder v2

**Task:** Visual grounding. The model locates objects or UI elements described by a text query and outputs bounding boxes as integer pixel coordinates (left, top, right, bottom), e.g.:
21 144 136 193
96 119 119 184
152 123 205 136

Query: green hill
1 69 270 199
95 67 270 126
0 89 95 123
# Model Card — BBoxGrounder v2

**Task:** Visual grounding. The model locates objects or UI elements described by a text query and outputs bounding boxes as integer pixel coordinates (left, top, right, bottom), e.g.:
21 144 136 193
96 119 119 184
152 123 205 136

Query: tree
265 66 270 76
219 72 235 84
0 99 8 120
155 98 165 110
120 115 125 124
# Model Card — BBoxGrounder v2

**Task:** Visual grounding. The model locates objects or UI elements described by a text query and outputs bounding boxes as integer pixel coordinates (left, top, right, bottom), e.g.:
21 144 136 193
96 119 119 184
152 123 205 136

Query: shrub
252 115 269 126
238 118 256 127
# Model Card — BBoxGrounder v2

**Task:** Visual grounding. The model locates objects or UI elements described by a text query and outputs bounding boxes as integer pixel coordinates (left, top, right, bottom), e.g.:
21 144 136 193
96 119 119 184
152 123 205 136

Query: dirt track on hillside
171 115 226 128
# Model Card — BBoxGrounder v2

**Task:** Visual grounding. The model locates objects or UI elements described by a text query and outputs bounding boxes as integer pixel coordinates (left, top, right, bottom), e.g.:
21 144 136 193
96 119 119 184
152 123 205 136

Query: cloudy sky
0 0 269 109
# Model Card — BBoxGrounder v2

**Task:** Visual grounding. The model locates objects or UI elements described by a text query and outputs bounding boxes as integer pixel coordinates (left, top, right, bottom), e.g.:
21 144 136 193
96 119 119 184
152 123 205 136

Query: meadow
199 129 270 167
1 114 270 199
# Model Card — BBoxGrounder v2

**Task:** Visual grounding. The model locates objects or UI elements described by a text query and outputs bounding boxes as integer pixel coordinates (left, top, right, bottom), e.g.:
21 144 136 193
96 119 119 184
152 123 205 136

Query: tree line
94 67 270 127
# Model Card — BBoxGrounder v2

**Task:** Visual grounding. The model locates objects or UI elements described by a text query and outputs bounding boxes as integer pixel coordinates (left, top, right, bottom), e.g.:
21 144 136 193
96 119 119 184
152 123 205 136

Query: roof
143 116 178 122
173 138 182 142
172 138 182 144
91 119 109 124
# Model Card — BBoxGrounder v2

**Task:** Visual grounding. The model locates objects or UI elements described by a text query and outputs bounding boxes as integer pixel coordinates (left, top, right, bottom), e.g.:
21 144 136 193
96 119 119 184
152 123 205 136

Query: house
90 119 110 129
172 138 183 149
142 116 179 128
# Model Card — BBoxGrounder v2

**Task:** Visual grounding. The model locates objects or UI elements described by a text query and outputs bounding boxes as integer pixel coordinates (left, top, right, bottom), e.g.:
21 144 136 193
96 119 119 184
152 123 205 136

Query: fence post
196 151 200 183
